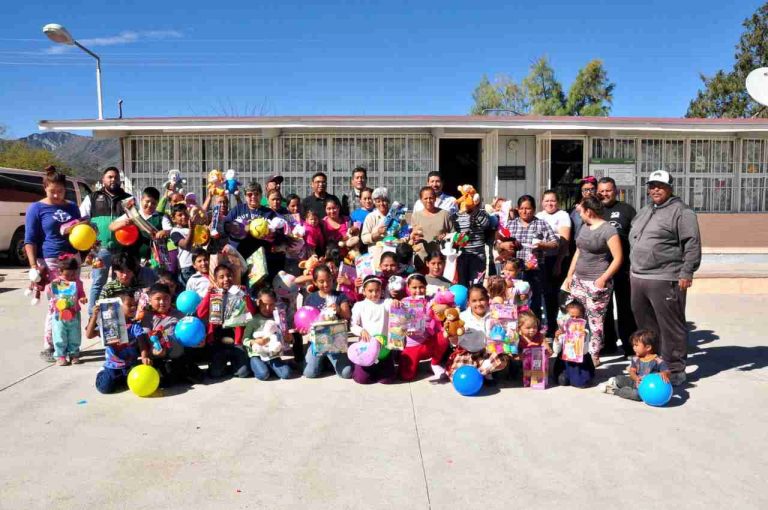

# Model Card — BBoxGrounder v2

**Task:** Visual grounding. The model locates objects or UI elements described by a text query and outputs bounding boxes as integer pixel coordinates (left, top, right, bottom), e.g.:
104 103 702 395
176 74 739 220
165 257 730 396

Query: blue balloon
452 365 484 396
176 290 202 315
638 373 673 407
174 317 206 347
449 284 469 310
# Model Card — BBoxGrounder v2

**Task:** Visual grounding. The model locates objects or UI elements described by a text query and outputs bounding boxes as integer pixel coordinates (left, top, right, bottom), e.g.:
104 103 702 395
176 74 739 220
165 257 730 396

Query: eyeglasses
245 191 259 197
648 183 667 190
313 180 327 185
582 187 596 194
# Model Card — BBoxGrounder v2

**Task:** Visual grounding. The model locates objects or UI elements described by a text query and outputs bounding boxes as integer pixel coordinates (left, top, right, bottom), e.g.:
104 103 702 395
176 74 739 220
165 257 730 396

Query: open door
483 130 498 198
536 132 552 200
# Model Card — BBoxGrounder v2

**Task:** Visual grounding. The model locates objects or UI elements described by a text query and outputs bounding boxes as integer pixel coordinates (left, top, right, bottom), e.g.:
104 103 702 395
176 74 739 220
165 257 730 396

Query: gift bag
310 320 349 355
246 247 268 287
222 287 252 328
523 346 548 389
561 318 587 363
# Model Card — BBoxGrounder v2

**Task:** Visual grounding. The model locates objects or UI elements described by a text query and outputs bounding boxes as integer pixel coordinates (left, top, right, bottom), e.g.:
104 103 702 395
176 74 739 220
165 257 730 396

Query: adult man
598 177 637 355
629 170 701 386
301 171 339 219
79 167 132 313
411 171 457 214
340 166 367 217
225 181 270 260
260 174 285 207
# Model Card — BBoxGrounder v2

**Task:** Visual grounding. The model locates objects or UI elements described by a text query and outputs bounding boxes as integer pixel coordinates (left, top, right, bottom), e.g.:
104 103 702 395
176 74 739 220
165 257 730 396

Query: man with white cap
629 170 701 386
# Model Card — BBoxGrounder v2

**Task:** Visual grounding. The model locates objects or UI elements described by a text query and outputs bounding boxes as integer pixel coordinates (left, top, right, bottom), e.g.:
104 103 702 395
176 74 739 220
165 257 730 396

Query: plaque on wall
498 165 526 180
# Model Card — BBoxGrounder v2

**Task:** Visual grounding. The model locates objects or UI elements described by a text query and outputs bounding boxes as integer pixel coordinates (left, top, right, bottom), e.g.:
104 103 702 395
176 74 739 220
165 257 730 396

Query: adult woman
411 186 453 265
563 196 623 367
536 190 572 336
503 195 559 321
322 196 351 249
360 187 393 246
569 176 597 242
24 167 82 362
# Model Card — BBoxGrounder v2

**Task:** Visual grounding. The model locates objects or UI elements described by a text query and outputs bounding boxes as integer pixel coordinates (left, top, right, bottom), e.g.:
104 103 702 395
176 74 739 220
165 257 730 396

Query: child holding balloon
47 255 87 366
348 275 395 384
601 329 670 401
141 283 192 385
302 265 353 379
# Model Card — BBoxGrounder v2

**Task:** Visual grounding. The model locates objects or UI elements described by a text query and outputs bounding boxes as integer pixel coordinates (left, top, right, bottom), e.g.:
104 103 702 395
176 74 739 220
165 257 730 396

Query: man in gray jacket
629 170 701 386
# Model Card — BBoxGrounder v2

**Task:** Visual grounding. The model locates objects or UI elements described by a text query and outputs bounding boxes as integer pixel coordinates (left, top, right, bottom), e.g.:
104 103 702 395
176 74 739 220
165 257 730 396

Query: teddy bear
298 254 323 292
337 221 362 251
442 307 465 337
429 289 455 321
24 266 50 305
246 320 284 359
207 169 226 196
272 270 298 301
456 184 480 213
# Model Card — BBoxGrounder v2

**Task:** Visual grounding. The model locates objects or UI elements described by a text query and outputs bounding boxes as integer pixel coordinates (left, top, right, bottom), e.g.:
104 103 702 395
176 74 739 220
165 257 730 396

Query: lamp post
43 23 103 120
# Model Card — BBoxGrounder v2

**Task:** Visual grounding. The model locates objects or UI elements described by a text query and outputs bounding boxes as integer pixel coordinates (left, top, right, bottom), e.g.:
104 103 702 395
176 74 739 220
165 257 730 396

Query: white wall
497 135 536 200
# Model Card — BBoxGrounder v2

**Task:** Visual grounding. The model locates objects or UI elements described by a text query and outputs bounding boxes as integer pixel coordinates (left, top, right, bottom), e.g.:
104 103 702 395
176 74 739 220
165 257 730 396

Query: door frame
435 132 496 201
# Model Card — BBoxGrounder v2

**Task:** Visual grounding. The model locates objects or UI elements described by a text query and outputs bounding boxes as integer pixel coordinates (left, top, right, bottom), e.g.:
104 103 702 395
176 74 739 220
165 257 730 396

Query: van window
0 171 45 203
65 181 77 203
77 182 92 204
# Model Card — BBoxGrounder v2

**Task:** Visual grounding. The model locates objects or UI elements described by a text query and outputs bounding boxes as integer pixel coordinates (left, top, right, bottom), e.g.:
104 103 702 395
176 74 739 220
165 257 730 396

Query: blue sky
0 0 763 137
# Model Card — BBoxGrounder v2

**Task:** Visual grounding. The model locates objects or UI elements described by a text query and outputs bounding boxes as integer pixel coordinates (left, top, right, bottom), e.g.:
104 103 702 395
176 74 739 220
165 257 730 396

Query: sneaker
55 357 69 366
599 377 617 394
70 356 83 365
39 349 55 363
669 372 687 387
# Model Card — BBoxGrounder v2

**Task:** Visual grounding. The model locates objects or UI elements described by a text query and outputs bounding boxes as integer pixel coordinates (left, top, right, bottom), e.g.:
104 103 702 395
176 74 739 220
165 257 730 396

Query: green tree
687 3 768 118
564 59 615 116
522 56 566 115
0 141 70 173
470 75 528 115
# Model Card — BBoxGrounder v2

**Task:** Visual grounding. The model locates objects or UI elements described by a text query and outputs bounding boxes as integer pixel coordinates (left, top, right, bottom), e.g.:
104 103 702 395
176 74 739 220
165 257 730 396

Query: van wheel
9 228 28 266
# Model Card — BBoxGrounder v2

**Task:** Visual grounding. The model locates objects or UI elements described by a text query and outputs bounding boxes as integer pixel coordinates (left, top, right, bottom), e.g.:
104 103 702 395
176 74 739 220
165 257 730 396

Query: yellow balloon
69 224 97 251
55 299 68 311
248 218 269 239
127 365 160 397
192 225 210 245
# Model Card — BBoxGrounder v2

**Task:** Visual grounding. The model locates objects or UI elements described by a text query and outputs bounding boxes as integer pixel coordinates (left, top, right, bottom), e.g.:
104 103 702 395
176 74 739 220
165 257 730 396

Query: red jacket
196 286 256 346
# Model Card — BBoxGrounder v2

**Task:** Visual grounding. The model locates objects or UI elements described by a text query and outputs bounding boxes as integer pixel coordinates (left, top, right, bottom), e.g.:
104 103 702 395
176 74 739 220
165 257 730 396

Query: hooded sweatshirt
629 196 701 281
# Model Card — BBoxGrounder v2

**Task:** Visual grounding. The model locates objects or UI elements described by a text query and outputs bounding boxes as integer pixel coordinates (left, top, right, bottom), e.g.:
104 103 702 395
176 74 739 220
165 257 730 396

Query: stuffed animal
246 320 284 359
443 307 465 337
24 266 50 305
387 275 405 296
298 254 323 292
429 289 455 321
272 271 298 301
337 221 362 250
165 169 186 194
207 169 226 197
456 184 480 213
224 169 240 197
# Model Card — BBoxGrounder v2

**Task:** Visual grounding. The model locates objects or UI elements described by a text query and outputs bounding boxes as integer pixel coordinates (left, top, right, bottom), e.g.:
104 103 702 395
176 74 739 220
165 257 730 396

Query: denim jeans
52 315 82 358
303 347 353 379
88 248 112 314
250 357 294 380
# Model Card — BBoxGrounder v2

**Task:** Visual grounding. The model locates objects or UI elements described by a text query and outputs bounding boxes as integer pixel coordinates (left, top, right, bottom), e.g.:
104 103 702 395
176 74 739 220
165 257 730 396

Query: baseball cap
267 174 284 184
647 170 672 186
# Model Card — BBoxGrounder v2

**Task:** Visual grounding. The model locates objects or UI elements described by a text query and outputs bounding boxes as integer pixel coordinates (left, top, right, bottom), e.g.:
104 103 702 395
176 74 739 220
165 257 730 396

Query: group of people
23 162 701 400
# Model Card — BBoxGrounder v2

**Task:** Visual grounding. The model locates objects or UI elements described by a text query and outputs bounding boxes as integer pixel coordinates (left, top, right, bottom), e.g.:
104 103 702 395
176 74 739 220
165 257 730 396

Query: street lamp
43 23 104 120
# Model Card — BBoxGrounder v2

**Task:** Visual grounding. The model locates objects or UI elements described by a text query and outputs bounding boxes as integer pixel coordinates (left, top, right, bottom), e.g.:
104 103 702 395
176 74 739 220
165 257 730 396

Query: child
186 248 211 298
196 264 254 378
486 275 508 304
140 283 193 385
87 291 151 394
350 187 374 226
303 209 325 256
169 203 195 287
302 265 353 379
99 252 143 300
397 274 449 382
601 329 670 401
243 288 294 380
47 255 87 365
136 268 180 321
447 285 509 381
551 301 595 388
395 243 415 275
425 251 451 295
109 187 172 263
349 275 395 384
517 311 552 353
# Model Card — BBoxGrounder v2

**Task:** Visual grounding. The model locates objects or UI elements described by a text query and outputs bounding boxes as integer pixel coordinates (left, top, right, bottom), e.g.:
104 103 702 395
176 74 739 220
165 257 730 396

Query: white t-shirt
170 227 193 268
536 209 571 256
458 309 489 353
186 272 211 298
412 192 458 215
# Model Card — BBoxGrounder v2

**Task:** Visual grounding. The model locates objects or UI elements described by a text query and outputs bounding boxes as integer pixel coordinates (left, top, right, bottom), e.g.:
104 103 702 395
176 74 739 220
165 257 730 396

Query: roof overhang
37 115 768 137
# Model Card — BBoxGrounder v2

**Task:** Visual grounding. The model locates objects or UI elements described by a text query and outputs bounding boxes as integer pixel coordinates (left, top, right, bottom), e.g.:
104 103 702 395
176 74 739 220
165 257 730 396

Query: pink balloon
294 306 321 334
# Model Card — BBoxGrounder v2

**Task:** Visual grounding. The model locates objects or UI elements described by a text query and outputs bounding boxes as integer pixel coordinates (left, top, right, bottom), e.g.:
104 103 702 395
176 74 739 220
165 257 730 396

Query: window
0 171 44 203
77 182 92 205
590 138 636 162
740 139 768 212
64 181 77 203
688 139 735 212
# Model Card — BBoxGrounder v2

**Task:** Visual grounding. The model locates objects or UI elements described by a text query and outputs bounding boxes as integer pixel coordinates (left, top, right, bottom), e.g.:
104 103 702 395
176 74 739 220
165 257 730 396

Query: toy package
208 288 225 326
97 298 129 346
386 297 427 350
355 252 375 280
382 201 407 241
310 320 349 355
337 260 357 301
222 286 252 328
522 346 548 389
561 318 587 363
246 247 268 287
273 304 293 354
486 303 519 355
50 280 78 321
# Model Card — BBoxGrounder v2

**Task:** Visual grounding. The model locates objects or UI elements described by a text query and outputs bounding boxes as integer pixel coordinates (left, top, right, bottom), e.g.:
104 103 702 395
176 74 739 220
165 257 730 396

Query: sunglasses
582 187 595 193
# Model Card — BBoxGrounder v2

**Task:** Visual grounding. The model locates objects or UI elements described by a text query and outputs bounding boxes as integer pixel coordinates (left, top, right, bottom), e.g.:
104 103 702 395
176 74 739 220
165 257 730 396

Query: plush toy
207 169 226 197
387 275 405 296
495 225 521 262
165 169 186 194
443 307 465 337
337 221 362 250
298 254 323 292
272 271 299 301
224 169 240 197
24 266 50 305
429 289 455 322
456 184 480 213
248 217 270 239
245 320 284 359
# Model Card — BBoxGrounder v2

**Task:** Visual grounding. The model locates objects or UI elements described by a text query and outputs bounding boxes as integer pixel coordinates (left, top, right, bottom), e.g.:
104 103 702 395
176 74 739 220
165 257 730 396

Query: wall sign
498 165 526 180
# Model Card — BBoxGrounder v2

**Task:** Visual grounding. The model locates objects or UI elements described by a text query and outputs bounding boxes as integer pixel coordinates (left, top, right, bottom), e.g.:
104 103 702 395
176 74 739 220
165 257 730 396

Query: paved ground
0 266 767 509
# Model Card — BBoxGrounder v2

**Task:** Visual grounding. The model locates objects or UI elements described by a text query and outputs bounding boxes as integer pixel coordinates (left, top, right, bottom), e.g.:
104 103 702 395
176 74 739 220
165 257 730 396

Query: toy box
310 320 349 355
522 346 548 389
561 318 587 363
97 297 128 346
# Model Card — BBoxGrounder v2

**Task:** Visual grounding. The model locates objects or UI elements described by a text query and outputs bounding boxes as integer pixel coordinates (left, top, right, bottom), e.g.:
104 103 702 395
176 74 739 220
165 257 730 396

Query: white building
38 115 768 217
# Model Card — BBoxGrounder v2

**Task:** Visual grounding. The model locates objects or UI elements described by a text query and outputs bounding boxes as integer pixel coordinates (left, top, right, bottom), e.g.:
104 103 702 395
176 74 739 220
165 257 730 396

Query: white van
0 167 92 265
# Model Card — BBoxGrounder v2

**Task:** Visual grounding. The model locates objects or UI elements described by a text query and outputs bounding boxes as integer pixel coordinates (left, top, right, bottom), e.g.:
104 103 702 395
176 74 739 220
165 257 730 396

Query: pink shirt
322 216 350 246
304 223 325 252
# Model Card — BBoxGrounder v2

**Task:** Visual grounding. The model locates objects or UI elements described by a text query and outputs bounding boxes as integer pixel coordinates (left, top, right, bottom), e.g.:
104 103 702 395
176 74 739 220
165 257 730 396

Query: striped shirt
452 209 490 254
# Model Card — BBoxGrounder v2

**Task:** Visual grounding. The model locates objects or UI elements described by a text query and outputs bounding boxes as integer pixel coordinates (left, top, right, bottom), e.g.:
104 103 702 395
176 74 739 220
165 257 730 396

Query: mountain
18 132 121 184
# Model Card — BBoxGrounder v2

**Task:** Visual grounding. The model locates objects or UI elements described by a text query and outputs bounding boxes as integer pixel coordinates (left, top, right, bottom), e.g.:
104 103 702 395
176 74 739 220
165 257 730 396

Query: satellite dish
746 68 768 106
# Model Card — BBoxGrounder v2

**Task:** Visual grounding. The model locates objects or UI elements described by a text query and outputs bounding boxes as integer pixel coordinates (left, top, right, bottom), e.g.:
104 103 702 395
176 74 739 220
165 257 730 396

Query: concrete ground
0 265 767 510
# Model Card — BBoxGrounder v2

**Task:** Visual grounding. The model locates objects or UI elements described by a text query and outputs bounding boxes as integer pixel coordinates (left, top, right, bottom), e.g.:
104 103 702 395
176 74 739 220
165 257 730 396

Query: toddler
551 301 595 388
349 275 395 384
47 255 87 365
243 288 294 380
141 283 194 385
601 330 670 401
303 209 325 256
